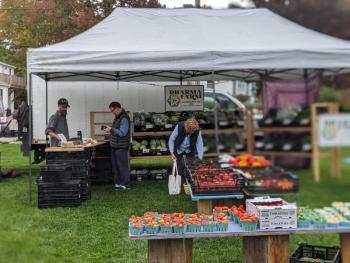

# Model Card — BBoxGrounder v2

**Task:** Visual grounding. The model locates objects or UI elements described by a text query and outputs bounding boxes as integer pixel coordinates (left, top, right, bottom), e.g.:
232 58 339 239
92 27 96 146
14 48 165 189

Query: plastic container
312 220 327 229
290 243 340 263
129 226 144 235
240 221 257 231
145 226 159 234
216 223 228 232
327 222 339 228
186 224 202 233
202 223 216 232
173 225 186 234
297 220 310 228
159 226 172 234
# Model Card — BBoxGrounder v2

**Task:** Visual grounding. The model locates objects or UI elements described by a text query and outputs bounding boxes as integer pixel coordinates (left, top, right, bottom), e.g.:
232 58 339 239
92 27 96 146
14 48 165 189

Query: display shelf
254 127 311 133
133 128 245 137
133 131 172 137
130 155 172 160
254 151 313 158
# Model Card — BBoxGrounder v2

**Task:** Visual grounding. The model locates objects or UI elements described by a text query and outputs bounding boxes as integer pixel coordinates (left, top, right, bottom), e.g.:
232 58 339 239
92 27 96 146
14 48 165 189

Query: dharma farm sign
318 114 350 147
165 85 204 112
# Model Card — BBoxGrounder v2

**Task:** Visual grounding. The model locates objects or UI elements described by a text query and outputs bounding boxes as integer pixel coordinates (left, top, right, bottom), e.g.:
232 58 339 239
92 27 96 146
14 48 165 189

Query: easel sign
318 114 350 147
164 85 204 112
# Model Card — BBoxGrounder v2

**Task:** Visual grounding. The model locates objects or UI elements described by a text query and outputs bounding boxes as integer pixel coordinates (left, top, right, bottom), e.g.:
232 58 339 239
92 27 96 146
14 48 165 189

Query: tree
0 0 163 76
252 0 350 40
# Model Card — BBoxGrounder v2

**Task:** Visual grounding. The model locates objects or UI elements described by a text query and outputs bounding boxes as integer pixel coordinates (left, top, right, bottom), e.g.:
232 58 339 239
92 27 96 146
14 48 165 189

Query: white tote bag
168 161 181 195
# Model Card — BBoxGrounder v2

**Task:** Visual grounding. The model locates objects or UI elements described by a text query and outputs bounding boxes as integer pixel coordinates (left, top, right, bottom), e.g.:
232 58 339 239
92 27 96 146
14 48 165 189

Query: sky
158 0 255 8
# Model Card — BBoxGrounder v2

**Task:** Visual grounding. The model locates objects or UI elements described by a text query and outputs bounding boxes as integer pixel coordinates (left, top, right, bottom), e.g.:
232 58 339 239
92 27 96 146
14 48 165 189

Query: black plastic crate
37 179 82 189
46 149 90 161
79 180 91 201
290 243 340 263
90 169 113 185
38 203 81 209
46 160 90 180
130 169 149 181
149 169 168 180
39 165 72 182
94 158 112 171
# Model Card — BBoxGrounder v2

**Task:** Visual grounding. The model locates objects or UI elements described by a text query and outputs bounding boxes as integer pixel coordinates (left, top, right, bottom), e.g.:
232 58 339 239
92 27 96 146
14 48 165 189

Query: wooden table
130 222 350 263
44 141 108 152
187 180 244 214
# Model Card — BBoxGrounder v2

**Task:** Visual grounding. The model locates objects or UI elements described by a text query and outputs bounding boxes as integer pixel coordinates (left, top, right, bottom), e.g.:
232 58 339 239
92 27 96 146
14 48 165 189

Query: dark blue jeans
111 148 130 186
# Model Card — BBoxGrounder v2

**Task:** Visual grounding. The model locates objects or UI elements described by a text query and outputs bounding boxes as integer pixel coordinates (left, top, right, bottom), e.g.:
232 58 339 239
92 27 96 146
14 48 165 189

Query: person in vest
104 102 131 190
45 98 70 147
168 118 204 176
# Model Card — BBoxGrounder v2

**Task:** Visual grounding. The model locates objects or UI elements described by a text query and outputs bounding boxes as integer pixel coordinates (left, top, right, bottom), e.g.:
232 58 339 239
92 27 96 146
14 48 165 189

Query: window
204 93 238 111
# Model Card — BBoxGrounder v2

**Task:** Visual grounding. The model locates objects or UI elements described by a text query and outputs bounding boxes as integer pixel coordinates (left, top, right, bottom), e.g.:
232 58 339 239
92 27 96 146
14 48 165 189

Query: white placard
165 85 204 112
318 114 350 147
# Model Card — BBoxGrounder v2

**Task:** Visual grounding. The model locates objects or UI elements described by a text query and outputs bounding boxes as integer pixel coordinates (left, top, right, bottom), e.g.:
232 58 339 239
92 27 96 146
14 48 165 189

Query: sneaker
120 185 130 190
114 184 123 190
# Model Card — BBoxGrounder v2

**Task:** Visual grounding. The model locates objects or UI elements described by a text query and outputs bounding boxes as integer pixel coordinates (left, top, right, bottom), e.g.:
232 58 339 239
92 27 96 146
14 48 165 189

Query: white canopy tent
26 8 350 200
28 8 350 82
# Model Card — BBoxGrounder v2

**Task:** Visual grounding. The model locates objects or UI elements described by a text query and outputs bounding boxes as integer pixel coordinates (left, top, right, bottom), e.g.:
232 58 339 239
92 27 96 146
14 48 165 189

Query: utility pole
195 0 200 8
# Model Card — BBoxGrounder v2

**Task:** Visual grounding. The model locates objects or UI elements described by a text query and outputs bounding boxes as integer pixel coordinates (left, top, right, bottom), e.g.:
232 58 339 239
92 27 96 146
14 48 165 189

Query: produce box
246 196 297 229
290 243 340 263
186 165 244 195
243 170 299 194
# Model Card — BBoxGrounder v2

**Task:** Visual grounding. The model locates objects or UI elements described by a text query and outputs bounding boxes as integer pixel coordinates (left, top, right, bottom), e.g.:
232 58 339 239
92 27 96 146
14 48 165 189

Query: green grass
1 144 350 262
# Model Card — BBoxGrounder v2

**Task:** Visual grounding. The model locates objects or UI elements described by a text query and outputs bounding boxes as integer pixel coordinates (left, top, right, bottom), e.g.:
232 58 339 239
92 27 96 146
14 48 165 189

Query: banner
164 85 204 112
318 114 350 147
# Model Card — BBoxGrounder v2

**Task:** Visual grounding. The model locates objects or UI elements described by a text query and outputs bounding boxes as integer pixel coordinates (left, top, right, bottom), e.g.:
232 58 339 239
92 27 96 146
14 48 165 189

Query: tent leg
211 71 219 154
28 73 33 202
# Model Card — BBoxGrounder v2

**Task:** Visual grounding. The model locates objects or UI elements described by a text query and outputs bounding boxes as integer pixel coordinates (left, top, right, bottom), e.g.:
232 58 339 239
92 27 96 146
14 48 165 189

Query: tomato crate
289 243 340 263
243 170 299 195
186 167 244 195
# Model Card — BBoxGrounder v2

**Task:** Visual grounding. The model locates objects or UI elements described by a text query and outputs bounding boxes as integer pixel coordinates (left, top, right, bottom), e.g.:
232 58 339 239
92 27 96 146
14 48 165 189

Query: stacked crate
90 144 114 185
38 150 91 209
46 159 91 201
38 165 82 208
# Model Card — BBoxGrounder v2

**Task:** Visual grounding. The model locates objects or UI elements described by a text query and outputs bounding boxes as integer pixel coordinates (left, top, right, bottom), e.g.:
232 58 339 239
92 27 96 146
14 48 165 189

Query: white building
0 61 25 113
0 61 16 112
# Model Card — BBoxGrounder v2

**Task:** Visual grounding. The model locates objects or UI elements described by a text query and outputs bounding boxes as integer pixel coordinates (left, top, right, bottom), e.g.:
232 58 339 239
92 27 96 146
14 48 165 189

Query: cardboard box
246 196 297 229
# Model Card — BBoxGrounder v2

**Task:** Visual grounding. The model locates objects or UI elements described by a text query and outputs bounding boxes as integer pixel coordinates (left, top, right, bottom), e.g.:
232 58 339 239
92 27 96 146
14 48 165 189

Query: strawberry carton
246 196 297 229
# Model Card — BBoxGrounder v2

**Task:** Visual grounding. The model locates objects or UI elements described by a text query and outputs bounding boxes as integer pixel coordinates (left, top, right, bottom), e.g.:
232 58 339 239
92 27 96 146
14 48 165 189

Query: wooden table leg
197 200 213 214
148 238 192 263
243 235 289 263
340 233 350 263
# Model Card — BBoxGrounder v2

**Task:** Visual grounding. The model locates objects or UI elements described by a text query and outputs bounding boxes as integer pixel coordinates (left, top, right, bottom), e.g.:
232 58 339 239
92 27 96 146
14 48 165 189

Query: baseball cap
58 98 70 107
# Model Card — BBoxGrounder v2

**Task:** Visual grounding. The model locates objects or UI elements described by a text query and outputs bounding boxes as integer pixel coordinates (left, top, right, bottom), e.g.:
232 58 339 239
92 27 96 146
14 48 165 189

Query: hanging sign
318 114 350 147
165 85 204 112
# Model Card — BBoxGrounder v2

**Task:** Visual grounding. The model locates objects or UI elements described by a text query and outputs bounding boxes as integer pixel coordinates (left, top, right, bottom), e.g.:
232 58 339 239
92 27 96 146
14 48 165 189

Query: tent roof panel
28 8 350 79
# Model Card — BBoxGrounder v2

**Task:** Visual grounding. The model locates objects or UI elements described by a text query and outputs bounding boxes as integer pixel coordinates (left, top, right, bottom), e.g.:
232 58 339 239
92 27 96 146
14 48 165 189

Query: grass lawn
0 144 350 262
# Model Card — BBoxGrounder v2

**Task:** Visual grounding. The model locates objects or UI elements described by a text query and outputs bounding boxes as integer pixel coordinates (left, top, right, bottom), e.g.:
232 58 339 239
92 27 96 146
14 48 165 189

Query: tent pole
28 73 33 202
304 69 309 106
45 76 49 146
212 71 219 154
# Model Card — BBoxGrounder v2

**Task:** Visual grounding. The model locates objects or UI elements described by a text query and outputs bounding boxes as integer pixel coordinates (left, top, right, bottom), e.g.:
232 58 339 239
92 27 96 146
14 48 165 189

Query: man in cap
45 98 70 147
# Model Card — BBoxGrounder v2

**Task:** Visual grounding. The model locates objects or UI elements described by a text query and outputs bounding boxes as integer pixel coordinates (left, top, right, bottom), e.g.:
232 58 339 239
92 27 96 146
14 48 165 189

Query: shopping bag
168 161 181 195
